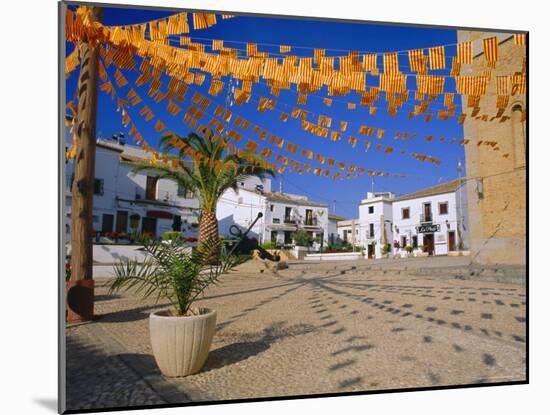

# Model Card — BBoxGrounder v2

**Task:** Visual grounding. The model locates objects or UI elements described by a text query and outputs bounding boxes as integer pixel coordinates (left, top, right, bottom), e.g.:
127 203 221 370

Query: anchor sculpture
227 212 281 262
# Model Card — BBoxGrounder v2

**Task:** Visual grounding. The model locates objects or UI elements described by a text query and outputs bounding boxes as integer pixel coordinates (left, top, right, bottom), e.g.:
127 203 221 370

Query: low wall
304 252 363 261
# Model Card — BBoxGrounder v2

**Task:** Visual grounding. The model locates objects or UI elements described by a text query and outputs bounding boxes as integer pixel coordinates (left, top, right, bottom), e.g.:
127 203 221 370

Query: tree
67 6 102 323
133 132 275 261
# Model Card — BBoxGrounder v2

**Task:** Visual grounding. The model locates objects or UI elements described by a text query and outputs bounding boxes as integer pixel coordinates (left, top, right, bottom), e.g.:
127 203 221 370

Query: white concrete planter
305 252 363 261
149 308 217 377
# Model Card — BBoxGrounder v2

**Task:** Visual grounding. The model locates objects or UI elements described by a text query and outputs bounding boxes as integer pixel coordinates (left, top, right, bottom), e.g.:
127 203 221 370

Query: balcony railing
420 213 433 223
284 217 296 224
304 217 318 226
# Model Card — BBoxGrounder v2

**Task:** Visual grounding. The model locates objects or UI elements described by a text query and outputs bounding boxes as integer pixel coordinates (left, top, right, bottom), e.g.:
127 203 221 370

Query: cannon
227 212 280 262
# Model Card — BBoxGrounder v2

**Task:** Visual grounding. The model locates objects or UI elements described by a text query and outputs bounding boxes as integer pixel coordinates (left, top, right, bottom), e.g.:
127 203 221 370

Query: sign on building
416 224 440 233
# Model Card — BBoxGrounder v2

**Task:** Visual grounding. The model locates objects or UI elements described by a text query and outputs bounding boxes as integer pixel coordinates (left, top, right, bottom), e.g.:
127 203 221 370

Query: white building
327 213 347 245
358 180 469 258
336 219 360 246
217 179 329 247
64 138 200 240
358 192 395 259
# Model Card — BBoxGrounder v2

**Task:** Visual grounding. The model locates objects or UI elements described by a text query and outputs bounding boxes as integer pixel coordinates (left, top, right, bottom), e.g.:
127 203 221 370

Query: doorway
448 231 456 252
423 233 435 255
115 210 128 233
367 244 375 259
101 214 114 233
141 217 157 238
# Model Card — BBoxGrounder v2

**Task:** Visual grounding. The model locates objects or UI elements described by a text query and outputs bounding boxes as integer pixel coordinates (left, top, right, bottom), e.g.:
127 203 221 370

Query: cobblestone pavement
66 324 165 411
66 258 526 410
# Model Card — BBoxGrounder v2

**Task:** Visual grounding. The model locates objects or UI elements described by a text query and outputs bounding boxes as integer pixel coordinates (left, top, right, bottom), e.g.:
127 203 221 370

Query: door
424 233 434 255
448 231 456 252
115 210 128 233
101 214 114 233
141 217 157 238
145 176 158 200
367 244 374 259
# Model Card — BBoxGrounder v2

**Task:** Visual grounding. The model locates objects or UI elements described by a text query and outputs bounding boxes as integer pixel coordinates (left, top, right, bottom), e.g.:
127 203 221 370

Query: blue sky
66 5 465 219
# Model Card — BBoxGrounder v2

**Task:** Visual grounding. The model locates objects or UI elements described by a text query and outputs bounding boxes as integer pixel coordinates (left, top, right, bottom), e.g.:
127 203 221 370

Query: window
270 204 274 212
145 176 158 200
272 218 280 224
68 174 103 195
172 215 182 231
401 235 407 248
369 223 375 238
284 207 292 222
271 231 278 243
423 203 432 222
412 235 418 248
177 184 194 199
368 206 374 214
93 179 104 195
305 209 313 226
402 207 410 220
439 202 449 215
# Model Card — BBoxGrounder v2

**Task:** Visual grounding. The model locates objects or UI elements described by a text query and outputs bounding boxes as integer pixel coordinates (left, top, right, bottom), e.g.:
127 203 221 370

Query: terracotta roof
394 179 464 202
263 191 328 207
328 213 348 221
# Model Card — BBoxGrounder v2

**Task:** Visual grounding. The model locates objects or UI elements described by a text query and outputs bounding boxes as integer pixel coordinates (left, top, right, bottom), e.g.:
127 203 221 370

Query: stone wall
458 31 526 265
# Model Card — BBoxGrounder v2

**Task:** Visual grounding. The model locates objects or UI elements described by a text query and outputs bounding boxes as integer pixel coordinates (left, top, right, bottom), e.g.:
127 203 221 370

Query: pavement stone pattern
66 257 526 410
66 324 165 410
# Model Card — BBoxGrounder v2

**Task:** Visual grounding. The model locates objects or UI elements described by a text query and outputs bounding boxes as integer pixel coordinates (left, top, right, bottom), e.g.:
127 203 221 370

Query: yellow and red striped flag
514 33 527 46
457 41 472 64
429 46 446 70
496 75 509 96
482 36 499 67
362 54 378 74
383 52 399 74
408 49 426 73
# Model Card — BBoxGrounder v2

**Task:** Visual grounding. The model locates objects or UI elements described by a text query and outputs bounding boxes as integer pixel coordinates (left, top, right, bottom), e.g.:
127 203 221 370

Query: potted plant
381 243 390 258
109 236 244 377
404 245 414 257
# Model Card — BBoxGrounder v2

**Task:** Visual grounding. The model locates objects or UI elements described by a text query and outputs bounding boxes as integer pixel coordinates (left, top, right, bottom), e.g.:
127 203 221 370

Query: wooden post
67 6 103 323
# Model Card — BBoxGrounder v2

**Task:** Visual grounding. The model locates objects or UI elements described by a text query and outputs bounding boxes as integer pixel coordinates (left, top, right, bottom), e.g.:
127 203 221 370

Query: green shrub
404 245 414 253
261 241 280 250
162 231 182 241
110 236 246 316
382 244 391 255
293 230 313 247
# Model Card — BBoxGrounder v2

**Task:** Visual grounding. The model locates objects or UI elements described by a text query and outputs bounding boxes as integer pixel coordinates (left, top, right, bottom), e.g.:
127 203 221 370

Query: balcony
284 217 296 224
303 217 318 227
419 213 433 223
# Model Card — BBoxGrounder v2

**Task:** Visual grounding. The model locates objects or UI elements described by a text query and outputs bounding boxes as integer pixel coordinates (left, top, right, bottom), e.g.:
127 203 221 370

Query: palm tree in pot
109 236 246 377
133 132 275 262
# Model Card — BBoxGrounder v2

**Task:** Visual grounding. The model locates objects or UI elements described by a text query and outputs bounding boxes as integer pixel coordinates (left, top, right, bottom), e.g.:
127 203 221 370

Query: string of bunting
98 57 405 180
141 34 526 122
67 7 525 167
98 46 443 169
125 52 444 165
66 6 526 114
105 10 235 32
190 69 507 160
